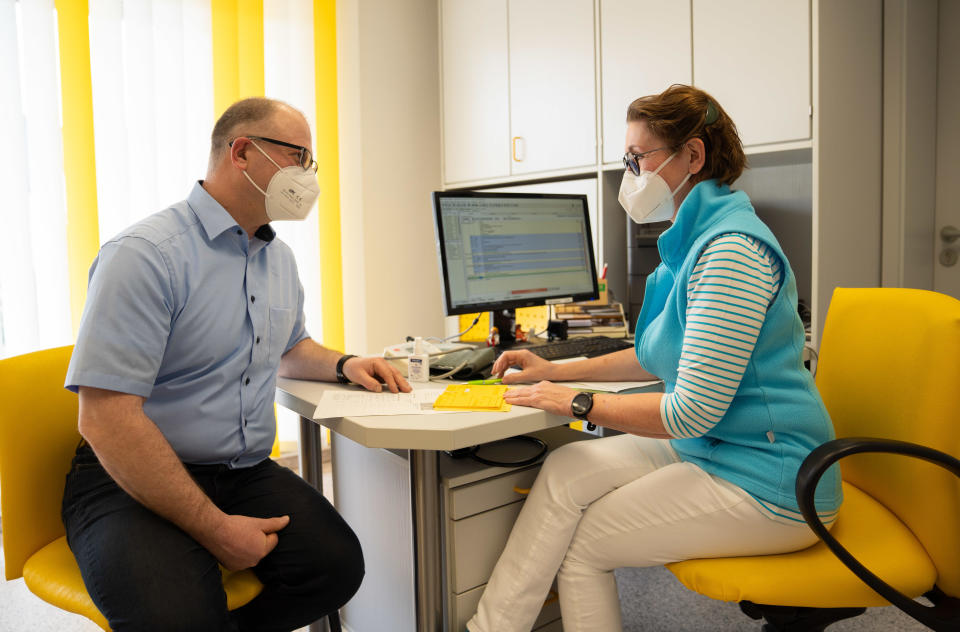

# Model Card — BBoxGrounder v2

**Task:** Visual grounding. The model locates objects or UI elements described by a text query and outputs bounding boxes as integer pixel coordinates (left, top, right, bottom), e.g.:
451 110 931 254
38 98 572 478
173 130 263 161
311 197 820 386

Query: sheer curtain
264 0 324 444
1 0 325 384
0 0 73 359
264 0 323 340
89 0 215 244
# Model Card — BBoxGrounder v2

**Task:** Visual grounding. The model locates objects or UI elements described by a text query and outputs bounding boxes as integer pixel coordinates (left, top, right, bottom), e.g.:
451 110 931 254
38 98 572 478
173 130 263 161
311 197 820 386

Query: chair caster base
739 600 866 632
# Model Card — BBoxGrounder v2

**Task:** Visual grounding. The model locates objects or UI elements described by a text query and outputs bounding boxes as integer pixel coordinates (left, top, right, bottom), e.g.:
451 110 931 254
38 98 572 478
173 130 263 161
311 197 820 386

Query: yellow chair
667 288 960 631
0 346 263 630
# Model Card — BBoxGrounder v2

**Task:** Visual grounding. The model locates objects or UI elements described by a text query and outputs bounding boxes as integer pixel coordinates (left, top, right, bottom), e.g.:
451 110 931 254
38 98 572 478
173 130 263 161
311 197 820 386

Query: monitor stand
491 309 517 347
492 307 564 353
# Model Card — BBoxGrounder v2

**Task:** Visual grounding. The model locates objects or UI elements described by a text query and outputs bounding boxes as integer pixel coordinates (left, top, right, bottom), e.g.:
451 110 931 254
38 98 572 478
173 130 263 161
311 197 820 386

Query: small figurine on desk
514 324 528 343
486 326 500 347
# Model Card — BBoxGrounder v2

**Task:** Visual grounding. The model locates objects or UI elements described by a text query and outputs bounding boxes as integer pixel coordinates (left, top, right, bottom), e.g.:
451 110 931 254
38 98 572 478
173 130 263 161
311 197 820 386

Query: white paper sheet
312 388 468 420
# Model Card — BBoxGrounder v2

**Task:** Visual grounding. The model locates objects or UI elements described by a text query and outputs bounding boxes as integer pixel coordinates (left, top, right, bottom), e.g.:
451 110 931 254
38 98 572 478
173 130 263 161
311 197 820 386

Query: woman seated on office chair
466 85 842 632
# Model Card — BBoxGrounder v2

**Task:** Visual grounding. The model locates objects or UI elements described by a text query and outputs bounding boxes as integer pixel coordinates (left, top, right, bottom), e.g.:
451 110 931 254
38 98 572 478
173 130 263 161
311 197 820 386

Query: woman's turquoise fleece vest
635 180 841 516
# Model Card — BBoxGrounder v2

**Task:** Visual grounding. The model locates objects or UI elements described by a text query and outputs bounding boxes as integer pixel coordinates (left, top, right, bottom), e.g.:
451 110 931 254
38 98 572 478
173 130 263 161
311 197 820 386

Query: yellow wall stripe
237 0 264 101
314 0 344 352
211 0 265 119
55 0 100 336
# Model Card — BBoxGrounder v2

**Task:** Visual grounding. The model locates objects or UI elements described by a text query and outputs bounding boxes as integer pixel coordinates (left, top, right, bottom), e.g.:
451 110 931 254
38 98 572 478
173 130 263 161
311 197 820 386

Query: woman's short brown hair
626 85 746 185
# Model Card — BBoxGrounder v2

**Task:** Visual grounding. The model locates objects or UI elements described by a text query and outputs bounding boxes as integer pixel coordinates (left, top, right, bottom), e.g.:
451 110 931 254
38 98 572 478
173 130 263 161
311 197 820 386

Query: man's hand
343 356 412 393
491 350 558 384
503 381 579 417
201 514 291 572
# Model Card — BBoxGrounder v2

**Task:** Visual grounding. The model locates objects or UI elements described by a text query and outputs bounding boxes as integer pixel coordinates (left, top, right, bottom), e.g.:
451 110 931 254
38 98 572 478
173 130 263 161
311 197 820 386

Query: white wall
337 0 445 355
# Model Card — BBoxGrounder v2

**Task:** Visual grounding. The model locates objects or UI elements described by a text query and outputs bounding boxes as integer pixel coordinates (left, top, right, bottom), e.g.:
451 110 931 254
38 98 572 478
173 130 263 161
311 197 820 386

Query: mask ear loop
241 139 284 197
651 151 677 176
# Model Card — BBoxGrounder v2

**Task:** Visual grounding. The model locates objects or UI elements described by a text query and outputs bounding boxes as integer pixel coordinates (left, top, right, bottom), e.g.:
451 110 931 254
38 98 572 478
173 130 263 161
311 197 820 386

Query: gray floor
615 565 928 632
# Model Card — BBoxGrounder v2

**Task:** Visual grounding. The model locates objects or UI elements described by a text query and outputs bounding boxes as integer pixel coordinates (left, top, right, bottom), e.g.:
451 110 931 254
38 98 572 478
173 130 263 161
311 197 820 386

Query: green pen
466 378 503 385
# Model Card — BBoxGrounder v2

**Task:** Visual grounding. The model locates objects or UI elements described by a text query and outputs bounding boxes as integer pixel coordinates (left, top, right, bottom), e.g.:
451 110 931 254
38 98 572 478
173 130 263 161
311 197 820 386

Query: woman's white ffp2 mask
618 151 691 224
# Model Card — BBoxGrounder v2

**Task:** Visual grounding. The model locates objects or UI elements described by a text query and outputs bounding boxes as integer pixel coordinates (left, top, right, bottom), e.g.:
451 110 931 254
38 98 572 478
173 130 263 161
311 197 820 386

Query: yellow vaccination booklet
432 384 511 412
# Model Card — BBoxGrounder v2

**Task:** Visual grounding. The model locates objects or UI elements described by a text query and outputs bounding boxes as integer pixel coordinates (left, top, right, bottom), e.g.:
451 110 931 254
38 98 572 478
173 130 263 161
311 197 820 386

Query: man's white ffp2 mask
243 140 320 221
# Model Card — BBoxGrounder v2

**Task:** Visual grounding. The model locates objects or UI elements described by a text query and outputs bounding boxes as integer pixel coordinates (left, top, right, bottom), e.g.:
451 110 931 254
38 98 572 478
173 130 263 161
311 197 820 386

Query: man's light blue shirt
66 182 309 468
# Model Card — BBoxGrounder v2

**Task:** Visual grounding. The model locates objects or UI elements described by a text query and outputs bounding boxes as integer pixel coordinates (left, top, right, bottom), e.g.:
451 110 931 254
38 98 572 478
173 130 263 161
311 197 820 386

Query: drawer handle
513 486 531 495
544 589 559 605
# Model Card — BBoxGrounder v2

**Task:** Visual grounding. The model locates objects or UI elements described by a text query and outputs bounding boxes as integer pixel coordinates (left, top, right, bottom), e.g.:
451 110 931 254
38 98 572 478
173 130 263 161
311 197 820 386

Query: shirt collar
187 181 242 241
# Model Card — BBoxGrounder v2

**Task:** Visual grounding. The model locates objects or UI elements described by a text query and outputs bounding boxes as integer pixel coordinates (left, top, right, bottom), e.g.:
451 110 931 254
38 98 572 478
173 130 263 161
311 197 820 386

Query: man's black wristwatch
571 391 596 431
336 354 357 384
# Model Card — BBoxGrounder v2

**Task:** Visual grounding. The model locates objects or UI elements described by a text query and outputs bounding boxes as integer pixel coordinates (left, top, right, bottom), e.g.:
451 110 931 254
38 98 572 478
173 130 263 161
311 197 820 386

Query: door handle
512 136 525 162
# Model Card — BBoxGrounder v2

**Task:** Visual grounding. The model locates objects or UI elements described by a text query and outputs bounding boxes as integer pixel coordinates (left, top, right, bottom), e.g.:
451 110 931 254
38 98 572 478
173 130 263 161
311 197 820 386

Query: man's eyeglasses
622 146 671 176
231 135 318 173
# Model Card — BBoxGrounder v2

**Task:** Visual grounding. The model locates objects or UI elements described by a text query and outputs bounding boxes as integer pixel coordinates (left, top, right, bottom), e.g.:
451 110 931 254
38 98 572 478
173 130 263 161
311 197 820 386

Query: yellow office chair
0 346 262 630
666 288 960 631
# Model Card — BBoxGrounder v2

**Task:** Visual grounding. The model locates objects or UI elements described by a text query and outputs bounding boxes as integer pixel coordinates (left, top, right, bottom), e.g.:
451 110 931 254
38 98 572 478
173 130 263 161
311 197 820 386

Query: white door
692 0 811 148
508 0 596 175
599 0 691 165
934 0 960 299
441 0 511 184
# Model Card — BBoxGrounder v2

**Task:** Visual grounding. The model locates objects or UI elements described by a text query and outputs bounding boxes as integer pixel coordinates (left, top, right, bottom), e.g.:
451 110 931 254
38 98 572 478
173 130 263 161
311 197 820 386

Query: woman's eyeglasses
622 146 670 176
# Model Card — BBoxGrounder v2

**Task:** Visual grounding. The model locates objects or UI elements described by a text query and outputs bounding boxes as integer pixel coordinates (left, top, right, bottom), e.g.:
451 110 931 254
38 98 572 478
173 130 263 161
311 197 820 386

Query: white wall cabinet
441 0 511 183
437 0 884 344
508 0 597 175
692 0 811 147
442 0 812 184
441 0 596 184
600 0 692 164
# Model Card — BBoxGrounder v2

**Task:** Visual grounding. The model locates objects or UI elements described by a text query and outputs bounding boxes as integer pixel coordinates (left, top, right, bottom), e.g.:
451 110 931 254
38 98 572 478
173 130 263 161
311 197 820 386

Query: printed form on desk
313 388 464 420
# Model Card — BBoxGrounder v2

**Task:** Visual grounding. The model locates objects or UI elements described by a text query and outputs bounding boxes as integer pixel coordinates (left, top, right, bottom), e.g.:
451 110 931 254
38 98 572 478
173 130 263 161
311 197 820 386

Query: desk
275 379 577 632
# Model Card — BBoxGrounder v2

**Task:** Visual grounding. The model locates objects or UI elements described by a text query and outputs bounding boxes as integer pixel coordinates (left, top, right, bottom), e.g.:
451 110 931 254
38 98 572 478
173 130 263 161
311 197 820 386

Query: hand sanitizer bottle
408 337 430 382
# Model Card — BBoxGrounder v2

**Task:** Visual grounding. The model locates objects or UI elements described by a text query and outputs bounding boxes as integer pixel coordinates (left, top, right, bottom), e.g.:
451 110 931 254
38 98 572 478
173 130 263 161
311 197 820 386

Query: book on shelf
552 301 629 338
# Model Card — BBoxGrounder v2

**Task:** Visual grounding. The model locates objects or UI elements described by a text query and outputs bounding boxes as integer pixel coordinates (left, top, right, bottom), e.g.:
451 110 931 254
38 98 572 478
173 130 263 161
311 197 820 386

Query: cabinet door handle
512 486 531 495
512 136 525 162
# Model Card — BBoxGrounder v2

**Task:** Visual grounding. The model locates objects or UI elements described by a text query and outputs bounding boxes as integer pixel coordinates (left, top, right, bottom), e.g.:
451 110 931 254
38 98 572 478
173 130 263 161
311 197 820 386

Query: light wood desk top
275 378 572 451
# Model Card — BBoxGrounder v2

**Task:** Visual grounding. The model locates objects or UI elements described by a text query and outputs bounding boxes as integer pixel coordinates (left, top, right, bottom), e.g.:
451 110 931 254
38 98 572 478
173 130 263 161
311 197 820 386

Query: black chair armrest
796 437 960 632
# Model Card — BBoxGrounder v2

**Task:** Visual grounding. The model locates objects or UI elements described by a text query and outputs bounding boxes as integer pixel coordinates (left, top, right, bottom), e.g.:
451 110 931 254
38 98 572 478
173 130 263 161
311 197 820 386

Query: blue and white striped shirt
661 232 783 439
658 232 834 524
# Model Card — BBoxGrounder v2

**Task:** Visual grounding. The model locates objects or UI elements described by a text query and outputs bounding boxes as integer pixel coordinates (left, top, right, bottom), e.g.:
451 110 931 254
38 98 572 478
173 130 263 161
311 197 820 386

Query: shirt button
256 336 261 344
251 295 256 303
236 229 242 235
245 377 251 385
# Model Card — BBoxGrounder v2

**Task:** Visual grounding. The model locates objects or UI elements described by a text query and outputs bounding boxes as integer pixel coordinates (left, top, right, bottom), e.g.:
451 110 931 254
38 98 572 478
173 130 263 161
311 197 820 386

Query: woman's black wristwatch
336 354 357 384
571 392 596 431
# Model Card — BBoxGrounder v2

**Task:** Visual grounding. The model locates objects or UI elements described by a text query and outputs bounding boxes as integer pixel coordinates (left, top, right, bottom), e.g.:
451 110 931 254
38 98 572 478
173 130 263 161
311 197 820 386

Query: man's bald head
208 97 306 172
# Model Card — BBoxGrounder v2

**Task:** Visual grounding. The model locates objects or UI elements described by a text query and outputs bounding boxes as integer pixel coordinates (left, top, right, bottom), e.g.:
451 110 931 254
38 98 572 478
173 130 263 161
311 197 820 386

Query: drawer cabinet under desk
440 425 596 631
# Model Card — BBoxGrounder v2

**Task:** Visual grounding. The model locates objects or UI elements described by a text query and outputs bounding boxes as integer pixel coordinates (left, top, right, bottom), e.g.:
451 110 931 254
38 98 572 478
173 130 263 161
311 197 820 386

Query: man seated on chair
63 97 410 632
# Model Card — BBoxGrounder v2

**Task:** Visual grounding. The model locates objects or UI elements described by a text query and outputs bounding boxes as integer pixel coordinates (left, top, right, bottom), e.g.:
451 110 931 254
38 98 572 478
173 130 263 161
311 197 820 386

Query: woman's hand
503 381 578 417
491 350 558 384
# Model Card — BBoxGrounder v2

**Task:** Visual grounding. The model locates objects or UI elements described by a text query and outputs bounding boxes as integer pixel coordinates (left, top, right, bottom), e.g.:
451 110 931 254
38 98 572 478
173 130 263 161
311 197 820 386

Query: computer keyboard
521 335 634 361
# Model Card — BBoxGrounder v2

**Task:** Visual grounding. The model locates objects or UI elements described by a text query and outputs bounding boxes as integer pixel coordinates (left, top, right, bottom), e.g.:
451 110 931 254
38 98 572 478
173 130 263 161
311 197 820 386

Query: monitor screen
432 191 599 315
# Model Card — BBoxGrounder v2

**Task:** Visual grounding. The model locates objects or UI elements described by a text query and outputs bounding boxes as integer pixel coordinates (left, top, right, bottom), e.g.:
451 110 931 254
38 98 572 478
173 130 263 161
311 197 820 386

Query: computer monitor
432 190 599 345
